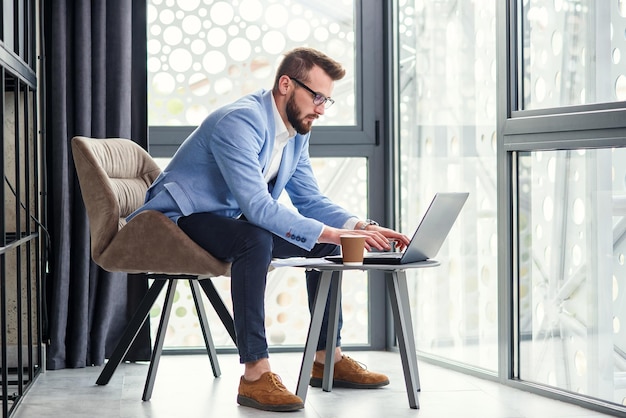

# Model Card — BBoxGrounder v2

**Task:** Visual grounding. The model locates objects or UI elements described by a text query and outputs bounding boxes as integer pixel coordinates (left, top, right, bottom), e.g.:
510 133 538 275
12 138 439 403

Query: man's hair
272 47 346 91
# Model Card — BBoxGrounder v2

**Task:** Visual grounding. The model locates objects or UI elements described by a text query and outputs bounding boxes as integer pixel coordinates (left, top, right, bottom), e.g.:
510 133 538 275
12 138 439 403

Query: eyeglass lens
292 78 334 108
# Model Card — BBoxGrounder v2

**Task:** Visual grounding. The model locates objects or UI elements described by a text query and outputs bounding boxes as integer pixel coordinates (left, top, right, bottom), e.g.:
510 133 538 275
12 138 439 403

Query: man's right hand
318 226 403 252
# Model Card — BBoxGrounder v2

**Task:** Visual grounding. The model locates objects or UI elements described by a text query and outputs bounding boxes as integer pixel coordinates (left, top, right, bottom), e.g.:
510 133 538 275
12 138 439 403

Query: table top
271 257 440 271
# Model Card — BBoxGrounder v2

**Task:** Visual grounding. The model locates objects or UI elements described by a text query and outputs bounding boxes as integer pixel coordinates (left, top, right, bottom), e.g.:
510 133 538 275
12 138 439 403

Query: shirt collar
271 93 296 142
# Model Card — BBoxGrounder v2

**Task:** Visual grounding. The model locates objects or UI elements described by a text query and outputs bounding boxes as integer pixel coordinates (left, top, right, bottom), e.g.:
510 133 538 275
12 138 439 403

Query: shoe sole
309 377 390 389
237 395 304 412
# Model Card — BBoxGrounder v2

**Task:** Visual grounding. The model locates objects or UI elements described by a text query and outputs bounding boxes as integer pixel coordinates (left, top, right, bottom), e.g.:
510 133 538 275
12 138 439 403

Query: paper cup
340 235 366 265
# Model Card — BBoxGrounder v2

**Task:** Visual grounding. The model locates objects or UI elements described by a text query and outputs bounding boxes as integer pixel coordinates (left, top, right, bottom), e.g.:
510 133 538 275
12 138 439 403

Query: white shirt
267 94 360 231
265 96 295 182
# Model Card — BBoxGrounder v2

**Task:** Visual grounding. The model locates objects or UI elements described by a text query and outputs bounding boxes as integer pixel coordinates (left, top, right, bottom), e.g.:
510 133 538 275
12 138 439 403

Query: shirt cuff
343 217 360 230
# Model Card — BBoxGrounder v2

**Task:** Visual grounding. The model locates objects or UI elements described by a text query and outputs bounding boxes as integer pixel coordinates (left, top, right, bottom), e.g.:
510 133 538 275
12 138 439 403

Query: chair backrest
71 136 230 276
71 136 161 262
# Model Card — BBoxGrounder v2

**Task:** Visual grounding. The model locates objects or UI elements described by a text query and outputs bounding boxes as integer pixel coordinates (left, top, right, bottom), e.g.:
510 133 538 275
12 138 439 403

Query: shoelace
344 356 369 371
267 372 287 390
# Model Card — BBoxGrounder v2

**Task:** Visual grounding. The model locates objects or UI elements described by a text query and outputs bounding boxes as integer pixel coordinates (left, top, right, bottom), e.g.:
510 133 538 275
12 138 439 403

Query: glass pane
397 0 498 370
518 148 626 406
147 0 356 126
151 157 369 349
521 1 626 109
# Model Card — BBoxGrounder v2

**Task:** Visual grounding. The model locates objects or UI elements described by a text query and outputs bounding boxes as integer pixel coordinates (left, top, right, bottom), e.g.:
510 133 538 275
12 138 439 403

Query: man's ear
278 75 291 95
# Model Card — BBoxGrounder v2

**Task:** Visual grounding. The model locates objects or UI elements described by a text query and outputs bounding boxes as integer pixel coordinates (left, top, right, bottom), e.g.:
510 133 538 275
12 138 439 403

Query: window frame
498 1 626 415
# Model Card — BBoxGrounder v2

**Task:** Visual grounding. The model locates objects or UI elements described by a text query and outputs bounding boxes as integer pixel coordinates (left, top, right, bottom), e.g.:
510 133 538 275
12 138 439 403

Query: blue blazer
130 89 355 251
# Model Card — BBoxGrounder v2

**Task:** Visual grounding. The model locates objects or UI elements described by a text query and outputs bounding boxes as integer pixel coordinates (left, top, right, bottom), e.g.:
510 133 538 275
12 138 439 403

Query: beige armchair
71 136 235 401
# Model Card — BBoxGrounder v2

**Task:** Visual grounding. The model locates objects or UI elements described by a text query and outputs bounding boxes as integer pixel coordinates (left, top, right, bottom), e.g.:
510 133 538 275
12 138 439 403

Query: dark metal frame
0 0 44 416
95 274 236 401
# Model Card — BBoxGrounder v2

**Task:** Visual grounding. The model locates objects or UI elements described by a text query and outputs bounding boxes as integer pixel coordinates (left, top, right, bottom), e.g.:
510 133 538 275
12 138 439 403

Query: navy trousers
178 212 341 363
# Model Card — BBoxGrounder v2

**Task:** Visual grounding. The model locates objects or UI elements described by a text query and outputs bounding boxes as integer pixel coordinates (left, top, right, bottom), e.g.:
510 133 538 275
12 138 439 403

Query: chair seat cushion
97 210 230 277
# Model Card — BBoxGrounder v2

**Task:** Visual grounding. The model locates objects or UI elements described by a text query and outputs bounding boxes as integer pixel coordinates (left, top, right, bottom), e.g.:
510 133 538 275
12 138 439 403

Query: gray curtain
43 0 151 369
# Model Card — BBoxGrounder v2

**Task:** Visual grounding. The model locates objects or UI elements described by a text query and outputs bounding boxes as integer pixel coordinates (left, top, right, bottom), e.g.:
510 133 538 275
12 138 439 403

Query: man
130 47 410 412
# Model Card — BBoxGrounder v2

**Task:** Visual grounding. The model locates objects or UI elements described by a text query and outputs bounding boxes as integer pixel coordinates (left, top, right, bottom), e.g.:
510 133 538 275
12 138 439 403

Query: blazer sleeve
284 139 355 228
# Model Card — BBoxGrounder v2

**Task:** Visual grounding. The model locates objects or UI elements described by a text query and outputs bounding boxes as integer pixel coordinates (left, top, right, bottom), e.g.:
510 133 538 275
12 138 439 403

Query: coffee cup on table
340 235 366 265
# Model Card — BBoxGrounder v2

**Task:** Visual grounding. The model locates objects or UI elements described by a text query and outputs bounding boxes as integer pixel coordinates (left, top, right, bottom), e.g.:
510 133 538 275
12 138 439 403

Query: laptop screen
398 192 468 263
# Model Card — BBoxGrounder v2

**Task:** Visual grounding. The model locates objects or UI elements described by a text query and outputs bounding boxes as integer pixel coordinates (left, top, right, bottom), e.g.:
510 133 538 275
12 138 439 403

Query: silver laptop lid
400 192 469 263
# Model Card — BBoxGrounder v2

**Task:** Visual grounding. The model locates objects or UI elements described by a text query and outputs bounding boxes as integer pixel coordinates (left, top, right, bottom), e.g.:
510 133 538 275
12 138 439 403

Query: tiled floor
13 351 618 418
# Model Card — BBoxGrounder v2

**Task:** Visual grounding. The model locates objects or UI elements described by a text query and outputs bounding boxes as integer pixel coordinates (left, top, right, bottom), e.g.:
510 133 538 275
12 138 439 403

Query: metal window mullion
510 151 520 379
497 0 519 385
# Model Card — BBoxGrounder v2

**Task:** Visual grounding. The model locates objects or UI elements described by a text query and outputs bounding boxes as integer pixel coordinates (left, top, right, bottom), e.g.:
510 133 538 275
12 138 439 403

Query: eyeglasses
291 78 335 109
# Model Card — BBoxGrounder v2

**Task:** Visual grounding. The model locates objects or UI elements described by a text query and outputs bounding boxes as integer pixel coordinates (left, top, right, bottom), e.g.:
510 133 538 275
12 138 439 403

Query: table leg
296 270 333 401
322 271 342 392
386 270 421 409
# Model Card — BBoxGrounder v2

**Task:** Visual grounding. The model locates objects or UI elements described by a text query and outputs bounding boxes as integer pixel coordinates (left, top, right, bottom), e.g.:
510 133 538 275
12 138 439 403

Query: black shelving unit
1 0 45 416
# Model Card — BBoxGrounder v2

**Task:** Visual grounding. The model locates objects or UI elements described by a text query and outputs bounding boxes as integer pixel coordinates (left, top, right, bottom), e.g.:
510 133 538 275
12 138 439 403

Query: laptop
326 192 469 265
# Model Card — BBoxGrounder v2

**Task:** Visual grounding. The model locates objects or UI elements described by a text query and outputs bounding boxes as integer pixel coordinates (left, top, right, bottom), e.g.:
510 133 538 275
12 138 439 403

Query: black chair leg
198 279 237 345
142 279 177 401
96 279 167 386
189 279 221 377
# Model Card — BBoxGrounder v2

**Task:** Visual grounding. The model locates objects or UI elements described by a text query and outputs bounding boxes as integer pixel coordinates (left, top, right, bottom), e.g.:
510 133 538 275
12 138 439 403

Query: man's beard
286 94 317 134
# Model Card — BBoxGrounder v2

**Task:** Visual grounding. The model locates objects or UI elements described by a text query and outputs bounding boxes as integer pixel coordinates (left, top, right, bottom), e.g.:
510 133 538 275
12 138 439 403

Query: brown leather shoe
237 371 304 412
310 355 390 389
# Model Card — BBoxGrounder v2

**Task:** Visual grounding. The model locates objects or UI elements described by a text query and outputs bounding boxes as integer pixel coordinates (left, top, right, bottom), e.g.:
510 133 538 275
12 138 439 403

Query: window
521 1 626 109
147 0 356 128
395 0 499 371
518 148 626 404
505 0 626 413
147 1 385 350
